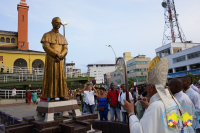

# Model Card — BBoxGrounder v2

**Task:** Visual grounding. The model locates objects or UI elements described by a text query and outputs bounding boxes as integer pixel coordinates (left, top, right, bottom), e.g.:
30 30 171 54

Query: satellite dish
162 2 167 8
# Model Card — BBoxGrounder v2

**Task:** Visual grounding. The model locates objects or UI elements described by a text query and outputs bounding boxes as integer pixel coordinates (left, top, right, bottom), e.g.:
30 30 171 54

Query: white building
66 63 83 78
87 64 116 84
155 42 200 79
110 55 151 86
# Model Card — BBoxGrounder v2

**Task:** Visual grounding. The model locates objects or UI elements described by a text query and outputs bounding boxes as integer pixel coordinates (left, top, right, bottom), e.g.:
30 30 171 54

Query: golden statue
41 17 68 101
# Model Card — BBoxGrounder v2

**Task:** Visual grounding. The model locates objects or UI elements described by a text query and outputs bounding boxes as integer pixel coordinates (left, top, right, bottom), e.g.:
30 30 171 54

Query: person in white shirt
168 78 195 133
1 62 3 73
190 84 199 93
118 84 133 122
82 83 97 114
11 87 17 98
181 76 200 133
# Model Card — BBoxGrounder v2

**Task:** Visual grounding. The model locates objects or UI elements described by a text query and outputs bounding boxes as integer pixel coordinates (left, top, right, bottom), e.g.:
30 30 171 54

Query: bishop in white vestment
123 56 184 133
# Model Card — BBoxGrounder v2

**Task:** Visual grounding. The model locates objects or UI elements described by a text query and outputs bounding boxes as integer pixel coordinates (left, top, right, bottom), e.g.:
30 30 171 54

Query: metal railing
1 65 44 74
0 65 89 83
0 74 43 83
0 89 39 99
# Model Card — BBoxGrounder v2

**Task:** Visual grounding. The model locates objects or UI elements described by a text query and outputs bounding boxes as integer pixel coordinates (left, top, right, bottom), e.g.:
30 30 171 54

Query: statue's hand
54 56 61 62
60 54 64 60
57 54 64 60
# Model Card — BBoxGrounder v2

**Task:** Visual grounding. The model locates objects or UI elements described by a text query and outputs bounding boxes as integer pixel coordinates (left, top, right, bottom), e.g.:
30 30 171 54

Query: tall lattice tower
162 0 187 45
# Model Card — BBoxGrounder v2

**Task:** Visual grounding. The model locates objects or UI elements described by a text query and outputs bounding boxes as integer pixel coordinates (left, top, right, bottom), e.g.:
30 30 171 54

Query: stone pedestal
34 100 81 122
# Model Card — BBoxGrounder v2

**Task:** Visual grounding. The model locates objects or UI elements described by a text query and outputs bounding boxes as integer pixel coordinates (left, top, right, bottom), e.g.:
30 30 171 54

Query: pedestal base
35 100 81 122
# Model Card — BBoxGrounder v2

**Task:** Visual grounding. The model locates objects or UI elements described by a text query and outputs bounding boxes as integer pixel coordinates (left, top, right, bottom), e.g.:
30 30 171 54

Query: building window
168 69 173 73
6 38 10 43
22 42 25 47
175 66 187 72
0 56 3 61
127 61 150 67
129 68 147 73
190 63 200 70
11 38 15 43
157 48 171 58
115 79 121 83
187 51 200 60
22 15 24 21
137 76 147 82
173 56 186 63
0 37 5 42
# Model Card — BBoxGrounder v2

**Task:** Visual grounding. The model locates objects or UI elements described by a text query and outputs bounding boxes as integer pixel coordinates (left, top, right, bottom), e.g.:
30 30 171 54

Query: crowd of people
72 58 200 133
72 82 149 123
73 79 200 126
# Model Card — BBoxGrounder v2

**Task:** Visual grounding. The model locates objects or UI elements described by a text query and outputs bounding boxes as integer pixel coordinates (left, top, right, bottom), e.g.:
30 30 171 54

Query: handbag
116 90 121 109
98 97 107 111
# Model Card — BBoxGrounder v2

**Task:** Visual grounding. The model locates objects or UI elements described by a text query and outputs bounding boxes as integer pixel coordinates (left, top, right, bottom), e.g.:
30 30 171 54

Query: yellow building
0 1 46 74
0 30 18 48
0 48 45 74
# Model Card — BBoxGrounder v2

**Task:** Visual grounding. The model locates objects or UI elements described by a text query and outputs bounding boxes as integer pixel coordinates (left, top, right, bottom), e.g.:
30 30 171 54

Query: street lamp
105 45 117 59
62 21 69 75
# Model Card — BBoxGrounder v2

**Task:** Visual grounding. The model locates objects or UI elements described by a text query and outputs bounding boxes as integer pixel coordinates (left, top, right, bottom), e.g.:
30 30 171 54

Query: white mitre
147 56 181 124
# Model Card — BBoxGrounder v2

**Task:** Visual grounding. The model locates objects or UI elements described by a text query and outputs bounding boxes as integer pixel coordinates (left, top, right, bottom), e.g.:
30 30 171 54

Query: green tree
128 77 134 87
186 74 200 84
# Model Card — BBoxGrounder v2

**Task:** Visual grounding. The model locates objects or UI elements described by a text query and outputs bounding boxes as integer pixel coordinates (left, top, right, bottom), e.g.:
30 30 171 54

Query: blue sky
0 0 200 72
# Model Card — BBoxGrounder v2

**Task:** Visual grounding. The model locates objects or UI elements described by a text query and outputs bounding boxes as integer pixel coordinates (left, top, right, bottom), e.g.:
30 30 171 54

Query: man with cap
123 56 183 133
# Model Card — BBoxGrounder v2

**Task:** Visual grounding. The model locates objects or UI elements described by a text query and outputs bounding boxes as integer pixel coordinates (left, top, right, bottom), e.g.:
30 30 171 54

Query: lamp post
62 21 69 75
105 45 117 59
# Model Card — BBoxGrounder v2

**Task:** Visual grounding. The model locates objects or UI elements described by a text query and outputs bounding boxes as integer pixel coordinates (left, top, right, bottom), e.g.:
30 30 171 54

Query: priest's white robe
174 91 195 133
129 93 182 133
185 88 200 130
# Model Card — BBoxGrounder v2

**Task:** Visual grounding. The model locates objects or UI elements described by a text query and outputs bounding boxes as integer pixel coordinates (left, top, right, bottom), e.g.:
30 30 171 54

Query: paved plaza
0 103 37 120
0 103 122 121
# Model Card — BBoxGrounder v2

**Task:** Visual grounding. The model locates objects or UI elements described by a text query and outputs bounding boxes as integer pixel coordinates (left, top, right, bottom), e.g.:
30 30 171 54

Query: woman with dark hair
32 91 37 104
97 87 108 121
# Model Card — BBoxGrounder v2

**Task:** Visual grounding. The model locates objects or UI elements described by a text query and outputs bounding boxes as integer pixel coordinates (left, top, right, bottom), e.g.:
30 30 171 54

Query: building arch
13 58 28 73
32 59 44 69
11 38 15 43
0 37 5 43
14 58 27 67
6 38 10 43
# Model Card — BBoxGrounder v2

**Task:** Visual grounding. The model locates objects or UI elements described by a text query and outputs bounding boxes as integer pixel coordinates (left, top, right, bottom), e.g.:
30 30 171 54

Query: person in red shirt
27 89 32 105
107 83 121 121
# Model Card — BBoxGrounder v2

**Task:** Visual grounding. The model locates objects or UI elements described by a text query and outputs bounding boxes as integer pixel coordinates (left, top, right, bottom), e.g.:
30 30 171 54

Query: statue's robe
41 30 68 98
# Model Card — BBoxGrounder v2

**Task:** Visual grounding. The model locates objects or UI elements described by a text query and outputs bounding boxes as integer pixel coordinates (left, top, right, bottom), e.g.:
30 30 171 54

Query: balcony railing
1 65 44 74
0 74 43 83
0 89 38 99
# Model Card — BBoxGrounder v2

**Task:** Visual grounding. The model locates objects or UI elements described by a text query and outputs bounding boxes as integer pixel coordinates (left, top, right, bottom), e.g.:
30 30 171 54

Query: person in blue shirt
32 91 37 104
97 87 108 121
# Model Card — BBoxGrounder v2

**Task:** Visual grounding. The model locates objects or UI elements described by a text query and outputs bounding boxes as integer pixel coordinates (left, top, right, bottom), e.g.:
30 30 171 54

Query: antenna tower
162 0 187 45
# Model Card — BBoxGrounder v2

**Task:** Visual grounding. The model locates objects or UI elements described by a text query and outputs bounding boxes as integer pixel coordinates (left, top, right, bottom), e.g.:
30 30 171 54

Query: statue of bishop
41 17 68 102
